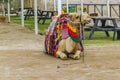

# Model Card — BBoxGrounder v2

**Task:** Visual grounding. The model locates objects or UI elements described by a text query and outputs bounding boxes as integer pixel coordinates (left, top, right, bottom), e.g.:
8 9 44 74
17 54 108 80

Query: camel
44 13 91 60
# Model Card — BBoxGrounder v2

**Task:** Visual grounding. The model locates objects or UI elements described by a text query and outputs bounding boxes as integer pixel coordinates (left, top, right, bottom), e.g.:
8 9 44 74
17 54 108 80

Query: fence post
119 5 120 19
101 4 103 16
94 5 96 13
110 5 112 17
87 5 89 14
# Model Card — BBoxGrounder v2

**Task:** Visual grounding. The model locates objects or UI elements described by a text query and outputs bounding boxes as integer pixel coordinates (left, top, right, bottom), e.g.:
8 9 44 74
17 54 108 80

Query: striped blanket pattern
44 14 84 56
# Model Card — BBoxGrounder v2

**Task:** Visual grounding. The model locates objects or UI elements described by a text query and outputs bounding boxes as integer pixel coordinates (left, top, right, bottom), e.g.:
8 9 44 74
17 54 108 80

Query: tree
0 0 12 16
0 0 8 2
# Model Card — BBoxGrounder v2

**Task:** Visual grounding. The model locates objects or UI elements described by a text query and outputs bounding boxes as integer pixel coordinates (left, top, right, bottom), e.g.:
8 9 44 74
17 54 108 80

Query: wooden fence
63 4 120 19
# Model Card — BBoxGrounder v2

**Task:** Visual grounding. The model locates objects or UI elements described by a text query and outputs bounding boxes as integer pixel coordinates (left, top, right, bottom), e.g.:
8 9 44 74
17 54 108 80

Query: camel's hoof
73 55 80 60
60 54 67 60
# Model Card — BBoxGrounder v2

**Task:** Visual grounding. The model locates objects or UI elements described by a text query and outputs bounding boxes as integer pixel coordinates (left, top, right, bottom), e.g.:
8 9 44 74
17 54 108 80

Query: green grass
11 16 120 46
11 16 50 34
84 31 120 46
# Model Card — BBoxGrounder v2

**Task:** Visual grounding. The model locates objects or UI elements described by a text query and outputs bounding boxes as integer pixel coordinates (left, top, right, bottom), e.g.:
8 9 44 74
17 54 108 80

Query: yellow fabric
61 10 65 14
67 23 77 33
55 25 61 42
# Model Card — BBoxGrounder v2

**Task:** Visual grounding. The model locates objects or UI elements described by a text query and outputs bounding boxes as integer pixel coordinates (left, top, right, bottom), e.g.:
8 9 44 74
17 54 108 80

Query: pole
2 0 5 16
107 0 110 17
54 0 56 11
81 0 83 15
21 0 24 27
8 0 10 22
58 0 62 15
34 0 38 34
66 0 69 13
107 0 110 24
45 0 47 10
80 0 84 62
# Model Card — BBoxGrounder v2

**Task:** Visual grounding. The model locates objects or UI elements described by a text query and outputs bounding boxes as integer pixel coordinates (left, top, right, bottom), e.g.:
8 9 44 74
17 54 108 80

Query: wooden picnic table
88 17 120 40
24 8 41 20
24 9 56 24
37 10 57 24
16 7 33 16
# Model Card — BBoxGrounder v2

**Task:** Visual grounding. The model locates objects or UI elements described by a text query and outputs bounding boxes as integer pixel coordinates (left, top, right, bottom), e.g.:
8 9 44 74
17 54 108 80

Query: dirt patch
0 16 8 23
0 23 120 80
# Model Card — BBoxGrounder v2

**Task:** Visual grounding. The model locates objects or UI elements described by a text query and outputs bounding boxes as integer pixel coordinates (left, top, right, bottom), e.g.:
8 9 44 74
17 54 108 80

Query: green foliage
78 7 87 12
0 0 12 3
69 6 76 13
62 6 76 13
0 0 8 2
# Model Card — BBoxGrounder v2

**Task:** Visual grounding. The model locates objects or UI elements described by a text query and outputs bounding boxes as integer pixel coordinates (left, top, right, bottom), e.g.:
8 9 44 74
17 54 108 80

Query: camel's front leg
56 40 67 60
56 51 67 60
69 50 81 60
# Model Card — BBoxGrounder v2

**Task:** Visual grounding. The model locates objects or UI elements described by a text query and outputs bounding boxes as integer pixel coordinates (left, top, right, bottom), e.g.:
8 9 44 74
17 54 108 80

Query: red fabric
61 24 68 29
68 28 78 38
62 24 78 38
61 24 68 39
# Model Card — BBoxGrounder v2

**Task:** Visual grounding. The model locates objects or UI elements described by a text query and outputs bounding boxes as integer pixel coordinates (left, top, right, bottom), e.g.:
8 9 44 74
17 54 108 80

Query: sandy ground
0 22 120 80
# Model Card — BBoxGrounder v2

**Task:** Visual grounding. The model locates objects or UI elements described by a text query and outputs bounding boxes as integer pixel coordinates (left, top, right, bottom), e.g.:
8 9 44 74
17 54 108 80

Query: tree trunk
29 0 33 8
24 0 30 8
2 0 5 16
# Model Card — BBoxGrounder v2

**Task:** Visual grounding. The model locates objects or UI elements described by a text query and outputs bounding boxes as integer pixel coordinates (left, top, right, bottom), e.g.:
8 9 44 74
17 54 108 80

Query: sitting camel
44 13 91 60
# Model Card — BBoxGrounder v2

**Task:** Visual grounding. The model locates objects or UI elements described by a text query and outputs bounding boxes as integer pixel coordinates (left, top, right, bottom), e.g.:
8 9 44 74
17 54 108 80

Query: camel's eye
76 16 79 19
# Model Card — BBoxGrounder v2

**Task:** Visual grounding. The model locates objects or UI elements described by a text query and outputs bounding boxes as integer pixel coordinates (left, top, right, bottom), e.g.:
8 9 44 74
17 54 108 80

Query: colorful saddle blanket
44 14 84 56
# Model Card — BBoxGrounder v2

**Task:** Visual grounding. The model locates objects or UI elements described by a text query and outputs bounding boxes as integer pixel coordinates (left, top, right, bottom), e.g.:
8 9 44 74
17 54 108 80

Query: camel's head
68 13 81 23
81 13 91 25
68 13 91 25
67 13 91 40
